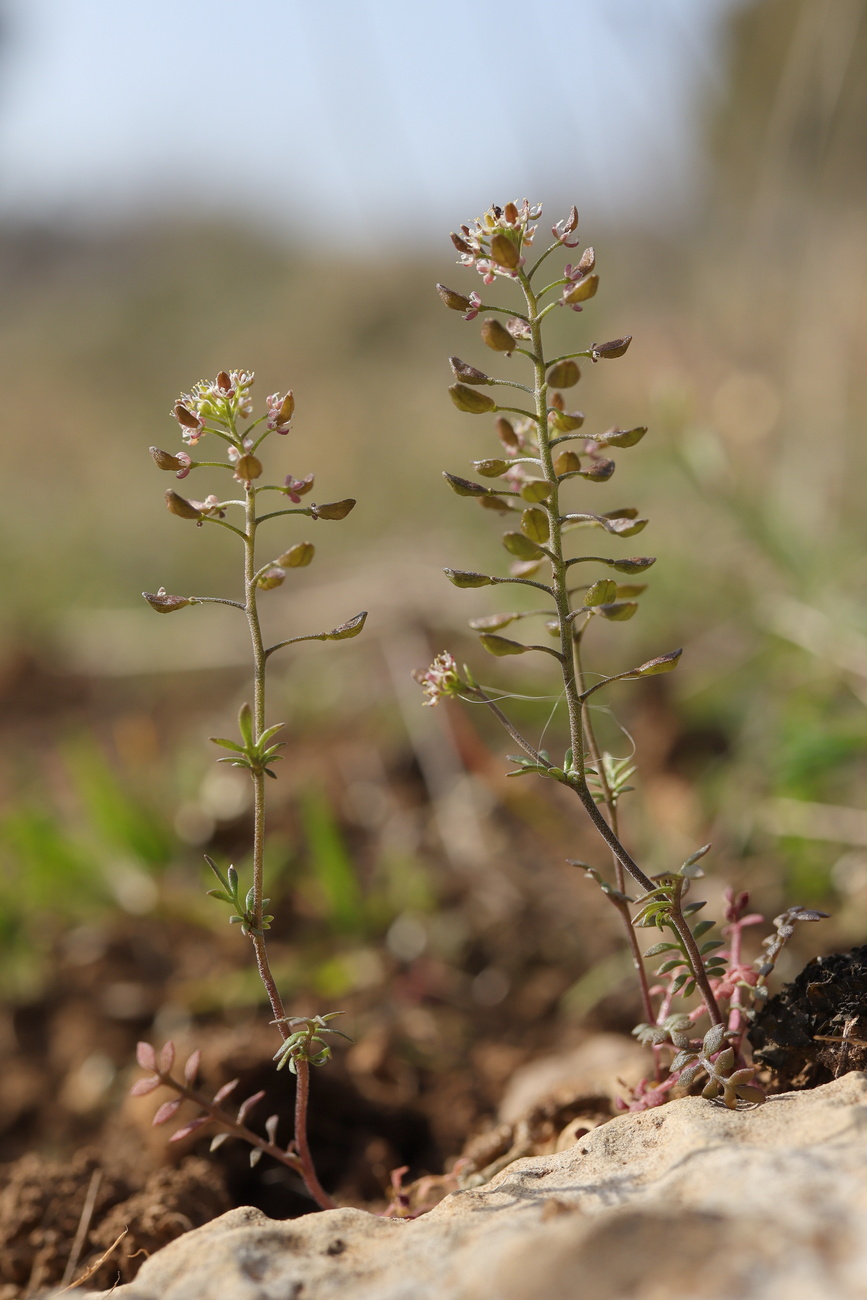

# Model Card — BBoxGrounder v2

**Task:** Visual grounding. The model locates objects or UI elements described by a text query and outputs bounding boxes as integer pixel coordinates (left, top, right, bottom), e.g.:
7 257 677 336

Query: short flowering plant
421 201 828 1109
134 369 364 1208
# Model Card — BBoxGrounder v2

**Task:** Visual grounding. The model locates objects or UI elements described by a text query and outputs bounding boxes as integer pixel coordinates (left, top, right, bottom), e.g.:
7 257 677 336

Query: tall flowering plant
133 370 364 1208
420 203 826 1108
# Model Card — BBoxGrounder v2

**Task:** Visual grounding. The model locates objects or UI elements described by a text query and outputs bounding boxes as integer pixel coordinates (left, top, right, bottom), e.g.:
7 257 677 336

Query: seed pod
165 490 202 520
521 508 549 543
479 633 529 657
173 403 201 431
143 590 193 613
257 568 286 590
490 233 520 270
444 568 495 588
554 450 582 475
504 201 519 224
150 446 186 472
311 498 356 520
519 479 553 503
276 542 315 568
481 319 516 353
449 356 490 385
591 336 632 361
450 231 473 255
436 283 472 312
325 611 367 640
443 472 489 497
502 531 544 560
449 384 497 415
495 417 520 454
546 360 580 389
473 458 510 477
551 410 585 432
563 274 599 305
577 246 595 275
235 454 263 480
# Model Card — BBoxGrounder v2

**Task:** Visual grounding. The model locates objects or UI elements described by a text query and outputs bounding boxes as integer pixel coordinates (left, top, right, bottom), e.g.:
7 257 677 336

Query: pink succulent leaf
159 1041 176 1073
265 1114 279 1145
236 1090 266 1125
136 1041 157 1072
152 1098 183 1126
212 1078 240 1105
169 1115 212 1142
129 1075 163 1097
184 1049 202 1083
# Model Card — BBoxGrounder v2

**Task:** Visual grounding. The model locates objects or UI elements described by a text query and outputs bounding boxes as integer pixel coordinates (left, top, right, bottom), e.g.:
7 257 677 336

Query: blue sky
0 0 743 245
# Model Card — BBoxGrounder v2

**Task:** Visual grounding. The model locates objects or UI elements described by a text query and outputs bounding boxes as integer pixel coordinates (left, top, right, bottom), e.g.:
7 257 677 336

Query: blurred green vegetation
1 0 866 1012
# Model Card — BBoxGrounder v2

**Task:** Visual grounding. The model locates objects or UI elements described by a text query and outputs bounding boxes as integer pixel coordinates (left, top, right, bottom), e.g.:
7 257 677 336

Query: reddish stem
294 1059 336 1210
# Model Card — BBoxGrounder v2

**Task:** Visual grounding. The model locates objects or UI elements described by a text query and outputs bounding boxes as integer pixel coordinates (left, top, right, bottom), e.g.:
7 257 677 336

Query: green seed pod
436 283 472 312
312 498 356 520
165 490 202 520
546 360 580 389
519 479 553 503
142 590 193 613
325 611 367 640
479 633 529 657
583 579 618 607
521 508 549 543
595 426 647 449
481 319 517 353
444 568 495 588
563 274 599 305
449 356 490 385
276 542 315 568
554 450 582 476
150 446 186 472
551 410 585 432
449 384 497 414
257 568 286 590
235 454 263 480
473 459 510 477
502 531 544 560
490 232 520 270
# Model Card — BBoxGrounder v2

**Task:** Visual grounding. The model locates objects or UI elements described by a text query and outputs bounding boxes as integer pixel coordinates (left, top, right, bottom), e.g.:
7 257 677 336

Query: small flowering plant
422 202 827 1109
134 370 364 1208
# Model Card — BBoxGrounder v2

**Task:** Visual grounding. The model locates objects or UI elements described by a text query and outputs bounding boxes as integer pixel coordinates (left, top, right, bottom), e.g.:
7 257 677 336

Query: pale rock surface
80 1072 867 1300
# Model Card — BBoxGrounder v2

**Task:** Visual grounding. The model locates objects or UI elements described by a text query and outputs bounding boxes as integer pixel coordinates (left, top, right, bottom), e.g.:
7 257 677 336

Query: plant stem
514 264 723 1030
243 484 287 1032
294 1059 336 1210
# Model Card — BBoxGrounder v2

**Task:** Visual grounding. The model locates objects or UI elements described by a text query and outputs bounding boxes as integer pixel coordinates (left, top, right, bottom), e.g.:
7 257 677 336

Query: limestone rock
77 1072 867 1300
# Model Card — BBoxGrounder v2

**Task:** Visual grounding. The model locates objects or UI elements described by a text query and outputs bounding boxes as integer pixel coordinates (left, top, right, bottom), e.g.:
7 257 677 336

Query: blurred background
0 0 866 1219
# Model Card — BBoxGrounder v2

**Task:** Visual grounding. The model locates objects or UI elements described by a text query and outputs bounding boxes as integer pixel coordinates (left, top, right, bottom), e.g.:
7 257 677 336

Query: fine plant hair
132 370 363 1208
418 202 827 1109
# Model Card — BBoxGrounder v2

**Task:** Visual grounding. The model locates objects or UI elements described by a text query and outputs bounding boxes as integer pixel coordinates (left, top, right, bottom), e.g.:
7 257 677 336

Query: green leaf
479 633 529 657
643 942 680 957
700 939 725 955
210 737 246 753
682 900 707 915
238 703 254 747
681 843 711 870
657 958 685 975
